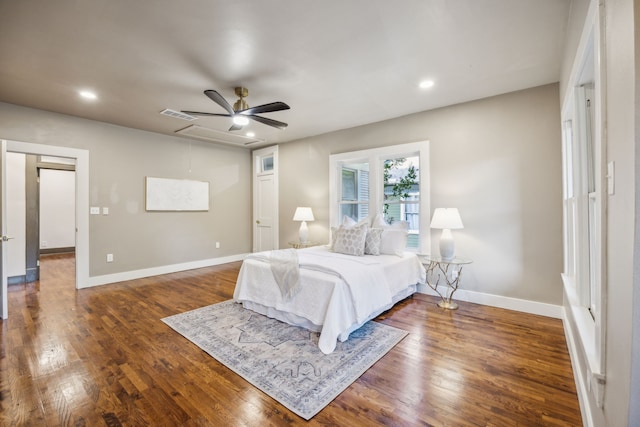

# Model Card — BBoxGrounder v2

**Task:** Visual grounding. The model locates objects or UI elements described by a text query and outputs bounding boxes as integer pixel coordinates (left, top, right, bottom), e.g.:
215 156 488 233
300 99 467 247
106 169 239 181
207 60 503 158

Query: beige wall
0 102 252 277
279 84 563 305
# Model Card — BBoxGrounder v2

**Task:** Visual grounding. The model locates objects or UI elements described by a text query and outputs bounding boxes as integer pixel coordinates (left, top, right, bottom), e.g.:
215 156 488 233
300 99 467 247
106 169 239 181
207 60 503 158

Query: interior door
1 140 8 319
252 146 278 252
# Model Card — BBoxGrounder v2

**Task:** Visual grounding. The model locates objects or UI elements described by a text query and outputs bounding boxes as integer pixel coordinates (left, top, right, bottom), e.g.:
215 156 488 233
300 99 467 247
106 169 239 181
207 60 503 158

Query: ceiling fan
182 87 290 131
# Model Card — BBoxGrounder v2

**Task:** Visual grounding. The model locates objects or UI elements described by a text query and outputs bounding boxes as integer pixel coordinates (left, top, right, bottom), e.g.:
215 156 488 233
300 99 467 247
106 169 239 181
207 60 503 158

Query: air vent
175 125 265 148
160 109 198 121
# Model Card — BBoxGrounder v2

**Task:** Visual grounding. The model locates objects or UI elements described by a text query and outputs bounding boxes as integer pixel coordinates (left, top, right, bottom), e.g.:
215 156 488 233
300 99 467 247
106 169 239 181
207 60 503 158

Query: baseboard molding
8 275 26 286
84 258 563 320
84 253 248 289
416 285 563 318
41 247 76 255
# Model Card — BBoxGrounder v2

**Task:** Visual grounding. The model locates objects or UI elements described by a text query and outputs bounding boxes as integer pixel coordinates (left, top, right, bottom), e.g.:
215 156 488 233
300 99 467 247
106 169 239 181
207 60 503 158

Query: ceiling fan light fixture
233 115 250 126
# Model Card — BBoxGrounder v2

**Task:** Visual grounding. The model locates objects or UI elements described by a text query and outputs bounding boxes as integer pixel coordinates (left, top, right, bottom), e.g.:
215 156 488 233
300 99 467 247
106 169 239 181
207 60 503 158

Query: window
339 163 369 221
383 156 420 249
329 141 430 252
560 11 606 404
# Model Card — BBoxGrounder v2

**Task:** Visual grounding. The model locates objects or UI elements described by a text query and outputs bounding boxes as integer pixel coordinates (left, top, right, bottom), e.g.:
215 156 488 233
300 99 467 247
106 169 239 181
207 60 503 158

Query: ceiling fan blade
248 115 288 130
239 101 290 116
180 111 232 117
204 90 235 115
228 123 244 131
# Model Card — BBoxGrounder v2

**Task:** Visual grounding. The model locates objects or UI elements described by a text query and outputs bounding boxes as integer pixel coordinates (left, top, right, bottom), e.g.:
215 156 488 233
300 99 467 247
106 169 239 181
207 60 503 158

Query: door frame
2 140 89 304
252 145 279 252
1 140 7 318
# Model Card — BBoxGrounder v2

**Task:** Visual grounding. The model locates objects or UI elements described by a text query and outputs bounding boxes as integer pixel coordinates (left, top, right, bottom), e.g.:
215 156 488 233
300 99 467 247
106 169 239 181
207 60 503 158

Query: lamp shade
430 208 463 229
293 207 314 222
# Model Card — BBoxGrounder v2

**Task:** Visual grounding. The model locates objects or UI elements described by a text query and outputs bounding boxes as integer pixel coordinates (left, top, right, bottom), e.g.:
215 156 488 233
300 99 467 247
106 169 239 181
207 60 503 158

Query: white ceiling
0 0 571 147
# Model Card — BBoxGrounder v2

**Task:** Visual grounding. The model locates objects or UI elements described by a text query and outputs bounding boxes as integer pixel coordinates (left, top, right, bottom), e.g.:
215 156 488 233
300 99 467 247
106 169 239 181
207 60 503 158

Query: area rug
162 300 407 420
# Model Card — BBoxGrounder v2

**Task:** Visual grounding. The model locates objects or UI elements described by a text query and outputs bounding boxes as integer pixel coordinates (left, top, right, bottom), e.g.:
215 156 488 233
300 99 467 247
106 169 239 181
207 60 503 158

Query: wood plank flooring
1 253 582 426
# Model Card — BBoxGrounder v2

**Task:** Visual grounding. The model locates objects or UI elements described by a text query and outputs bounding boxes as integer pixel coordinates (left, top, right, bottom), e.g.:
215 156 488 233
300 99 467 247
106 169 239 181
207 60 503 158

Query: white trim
417 285 563 319
5 140 89 289
563 303 596 427
1 140 7 319
559 2 607 418
87 253 247 288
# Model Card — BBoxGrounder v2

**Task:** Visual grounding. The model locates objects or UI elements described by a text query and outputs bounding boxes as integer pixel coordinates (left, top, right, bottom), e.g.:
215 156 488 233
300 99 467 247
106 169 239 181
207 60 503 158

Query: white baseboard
84 253 248 288
417 284 563 318
85 260 563 320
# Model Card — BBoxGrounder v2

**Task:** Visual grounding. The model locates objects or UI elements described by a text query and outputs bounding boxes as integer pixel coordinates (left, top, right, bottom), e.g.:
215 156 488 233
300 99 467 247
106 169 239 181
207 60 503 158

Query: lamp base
298 221 309 244
438 228 455 260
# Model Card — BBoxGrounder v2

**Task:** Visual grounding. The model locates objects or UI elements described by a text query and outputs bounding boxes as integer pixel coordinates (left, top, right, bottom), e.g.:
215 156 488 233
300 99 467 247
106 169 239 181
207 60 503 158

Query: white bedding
233 245 426 354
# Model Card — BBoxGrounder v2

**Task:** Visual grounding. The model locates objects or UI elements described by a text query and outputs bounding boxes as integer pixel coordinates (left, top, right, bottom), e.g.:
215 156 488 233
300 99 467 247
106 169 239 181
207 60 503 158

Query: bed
233 244 426 354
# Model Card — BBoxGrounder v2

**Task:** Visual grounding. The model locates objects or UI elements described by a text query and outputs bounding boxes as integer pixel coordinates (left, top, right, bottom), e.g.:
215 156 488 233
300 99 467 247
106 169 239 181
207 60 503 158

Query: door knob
1 235 14 242
256 220 260 224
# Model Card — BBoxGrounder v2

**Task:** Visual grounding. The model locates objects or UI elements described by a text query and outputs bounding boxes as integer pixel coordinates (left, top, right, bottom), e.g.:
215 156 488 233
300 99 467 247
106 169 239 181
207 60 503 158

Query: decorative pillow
343 215 370 227
364 228 383 255
372 214 408 256
379 229 408 257
329 226 340 249
332 223 368 256
342 215 357 226
330 216 370 249
373 213 408 230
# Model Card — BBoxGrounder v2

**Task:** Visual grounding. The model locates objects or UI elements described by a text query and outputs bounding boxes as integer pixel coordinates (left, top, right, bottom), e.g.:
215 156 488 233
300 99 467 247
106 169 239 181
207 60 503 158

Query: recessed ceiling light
419 80 434 89
246 131 255 138
79 90 97 100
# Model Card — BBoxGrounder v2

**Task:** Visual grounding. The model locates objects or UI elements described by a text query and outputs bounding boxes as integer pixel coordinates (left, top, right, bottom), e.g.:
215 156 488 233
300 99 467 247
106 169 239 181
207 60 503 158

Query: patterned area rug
162 300 408 420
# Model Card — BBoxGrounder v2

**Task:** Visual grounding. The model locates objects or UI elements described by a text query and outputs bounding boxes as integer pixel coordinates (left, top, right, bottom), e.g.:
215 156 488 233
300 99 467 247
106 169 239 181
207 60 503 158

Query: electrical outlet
106 253 114 262
41 241 48 248
90 207 100 215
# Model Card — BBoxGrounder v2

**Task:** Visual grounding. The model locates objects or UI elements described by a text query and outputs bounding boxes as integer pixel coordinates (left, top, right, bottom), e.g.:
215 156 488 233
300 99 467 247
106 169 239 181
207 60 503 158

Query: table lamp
293 207 314 243
430 208 464 260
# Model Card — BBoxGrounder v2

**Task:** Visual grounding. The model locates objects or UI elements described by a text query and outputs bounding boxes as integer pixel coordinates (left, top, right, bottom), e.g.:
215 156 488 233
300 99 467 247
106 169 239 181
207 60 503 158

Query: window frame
560 1 606 405
329 141 430 253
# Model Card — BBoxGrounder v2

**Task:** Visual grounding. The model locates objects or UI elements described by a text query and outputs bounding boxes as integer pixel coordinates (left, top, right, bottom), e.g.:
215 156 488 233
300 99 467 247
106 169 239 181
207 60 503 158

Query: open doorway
6 154 76 287
2 139 89 319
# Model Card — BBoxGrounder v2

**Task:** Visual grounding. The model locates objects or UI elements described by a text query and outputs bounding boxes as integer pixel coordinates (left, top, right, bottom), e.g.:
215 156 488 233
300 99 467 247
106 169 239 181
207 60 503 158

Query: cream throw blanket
266 248 301 300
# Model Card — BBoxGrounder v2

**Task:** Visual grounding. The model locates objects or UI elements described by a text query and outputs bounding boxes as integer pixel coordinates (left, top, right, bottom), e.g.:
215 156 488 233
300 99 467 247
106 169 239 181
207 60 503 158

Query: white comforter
233 246 424 354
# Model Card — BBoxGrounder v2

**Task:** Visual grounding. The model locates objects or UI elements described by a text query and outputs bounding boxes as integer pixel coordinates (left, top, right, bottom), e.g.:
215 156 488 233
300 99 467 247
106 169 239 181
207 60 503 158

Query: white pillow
379 229 408 256
332 222 368 256
343 215 370 227
372 213 408 230
372 214 408 256
364 228 383 255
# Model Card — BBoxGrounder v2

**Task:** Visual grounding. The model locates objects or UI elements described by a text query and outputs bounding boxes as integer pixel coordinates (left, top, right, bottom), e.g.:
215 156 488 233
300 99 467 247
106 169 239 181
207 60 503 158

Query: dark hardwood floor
1 253 582 426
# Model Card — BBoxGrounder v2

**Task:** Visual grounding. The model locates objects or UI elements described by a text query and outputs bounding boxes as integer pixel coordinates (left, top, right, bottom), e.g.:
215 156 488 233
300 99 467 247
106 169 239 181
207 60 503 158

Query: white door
253 146 278 252
1 140 8 319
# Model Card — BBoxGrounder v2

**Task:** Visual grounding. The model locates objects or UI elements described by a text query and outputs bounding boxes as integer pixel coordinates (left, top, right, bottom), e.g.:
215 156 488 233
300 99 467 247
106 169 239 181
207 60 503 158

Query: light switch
103 207 109 215
90 207 100 215
607 161 615 195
